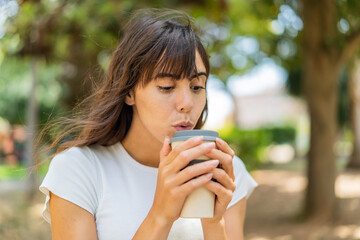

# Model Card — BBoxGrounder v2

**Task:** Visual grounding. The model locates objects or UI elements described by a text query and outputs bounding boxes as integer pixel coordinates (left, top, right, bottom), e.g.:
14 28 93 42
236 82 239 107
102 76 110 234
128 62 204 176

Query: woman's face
127 50 207 144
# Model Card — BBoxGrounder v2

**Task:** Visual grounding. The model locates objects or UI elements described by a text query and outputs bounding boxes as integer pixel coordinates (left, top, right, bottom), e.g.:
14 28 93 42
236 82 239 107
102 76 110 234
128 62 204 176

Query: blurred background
1 0 360 239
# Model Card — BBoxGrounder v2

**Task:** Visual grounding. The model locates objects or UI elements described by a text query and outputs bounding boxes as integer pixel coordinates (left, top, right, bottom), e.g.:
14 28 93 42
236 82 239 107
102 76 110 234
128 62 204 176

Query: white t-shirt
39 142 258 240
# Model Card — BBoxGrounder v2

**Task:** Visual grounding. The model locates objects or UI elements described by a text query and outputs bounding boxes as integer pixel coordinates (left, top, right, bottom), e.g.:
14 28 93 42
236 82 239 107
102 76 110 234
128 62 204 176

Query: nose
176 87 194 113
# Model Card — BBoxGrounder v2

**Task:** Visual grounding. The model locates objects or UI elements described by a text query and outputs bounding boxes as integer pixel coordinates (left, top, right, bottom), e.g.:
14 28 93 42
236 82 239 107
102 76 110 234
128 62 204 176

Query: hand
149 136 219 224
202 138 236 223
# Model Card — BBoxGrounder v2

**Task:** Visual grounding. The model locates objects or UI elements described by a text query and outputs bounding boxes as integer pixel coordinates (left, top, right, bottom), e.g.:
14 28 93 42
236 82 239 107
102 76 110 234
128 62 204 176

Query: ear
125 90 135 106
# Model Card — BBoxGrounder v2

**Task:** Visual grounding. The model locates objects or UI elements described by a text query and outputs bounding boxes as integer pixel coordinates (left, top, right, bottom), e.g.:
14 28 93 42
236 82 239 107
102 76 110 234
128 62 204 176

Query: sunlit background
1 0 360 239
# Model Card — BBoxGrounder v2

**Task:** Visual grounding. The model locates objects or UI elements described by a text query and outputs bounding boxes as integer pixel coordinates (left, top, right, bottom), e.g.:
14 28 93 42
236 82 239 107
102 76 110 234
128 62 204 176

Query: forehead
138 45 209 88
194 50 206 72
152 50 206 78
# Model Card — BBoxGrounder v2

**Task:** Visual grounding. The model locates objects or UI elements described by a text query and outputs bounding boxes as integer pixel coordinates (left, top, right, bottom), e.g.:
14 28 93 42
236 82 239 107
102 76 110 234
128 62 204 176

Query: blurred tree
301 0 360 221
189 0 287 126
2 0 360 221
0 57 63 125
199 0 360 221
348 57 360 168
0 0 227 199
2 0 216 111
25 58 38 199
241 0 360 221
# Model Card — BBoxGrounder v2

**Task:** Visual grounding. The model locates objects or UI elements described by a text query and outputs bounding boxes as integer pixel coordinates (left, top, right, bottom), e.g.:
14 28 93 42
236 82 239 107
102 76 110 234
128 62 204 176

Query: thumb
160 136 171 160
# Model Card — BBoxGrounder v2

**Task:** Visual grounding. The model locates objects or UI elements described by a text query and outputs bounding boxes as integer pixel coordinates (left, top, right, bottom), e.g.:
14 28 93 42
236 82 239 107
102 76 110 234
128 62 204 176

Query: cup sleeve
227 156 258 209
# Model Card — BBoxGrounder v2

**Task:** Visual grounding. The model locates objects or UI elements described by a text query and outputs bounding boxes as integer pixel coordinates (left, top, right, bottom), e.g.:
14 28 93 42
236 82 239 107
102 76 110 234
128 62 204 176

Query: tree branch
18 0 69 57
337 30 360 68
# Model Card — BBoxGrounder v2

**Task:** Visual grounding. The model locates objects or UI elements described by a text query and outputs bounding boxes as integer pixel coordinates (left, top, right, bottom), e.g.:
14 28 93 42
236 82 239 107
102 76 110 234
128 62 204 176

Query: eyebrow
154 72 207 80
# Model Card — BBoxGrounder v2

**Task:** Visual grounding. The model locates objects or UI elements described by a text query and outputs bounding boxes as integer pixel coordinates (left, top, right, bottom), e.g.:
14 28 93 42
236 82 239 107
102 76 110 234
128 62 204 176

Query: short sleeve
39 147 100 223
227 156 258 209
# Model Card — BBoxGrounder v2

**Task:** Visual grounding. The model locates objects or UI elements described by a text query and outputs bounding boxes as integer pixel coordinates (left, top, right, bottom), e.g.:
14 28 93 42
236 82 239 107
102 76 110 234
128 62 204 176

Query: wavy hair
36 8 210 163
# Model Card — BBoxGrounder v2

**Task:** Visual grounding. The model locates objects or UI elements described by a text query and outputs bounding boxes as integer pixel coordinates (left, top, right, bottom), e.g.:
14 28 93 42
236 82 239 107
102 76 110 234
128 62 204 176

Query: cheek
137 94 172 122
198 95 207 119
196 93 207 113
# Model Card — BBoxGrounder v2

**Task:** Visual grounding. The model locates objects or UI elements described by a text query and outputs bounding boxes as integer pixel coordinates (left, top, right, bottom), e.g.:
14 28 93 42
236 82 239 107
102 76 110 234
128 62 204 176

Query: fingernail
204 142 215 148
194 136 203 142
208 160 219 166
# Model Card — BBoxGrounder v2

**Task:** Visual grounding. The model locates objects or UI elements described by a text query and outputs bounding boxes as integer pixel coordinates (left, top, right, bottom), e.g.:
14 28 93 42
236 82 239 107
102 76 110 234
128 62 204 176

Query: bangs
153 44 196 81
138 21 208 86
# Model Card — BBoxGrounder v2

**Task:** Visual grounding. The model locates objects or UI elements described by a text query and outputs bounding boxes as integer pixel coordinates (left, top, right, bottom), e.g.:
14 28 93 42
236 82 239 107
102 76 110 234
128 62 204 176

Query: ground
245 167 360 240
0 162 359 240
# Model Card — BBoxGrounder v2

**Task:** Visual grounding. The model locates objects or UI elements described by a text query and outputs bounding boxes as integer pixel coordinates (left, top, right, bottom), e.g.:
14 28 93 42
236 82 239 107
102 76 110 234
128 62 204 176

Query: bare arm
132 209 173 240
223 198 247 240
201 198 246 240
49 192 98 240
202 218 228 240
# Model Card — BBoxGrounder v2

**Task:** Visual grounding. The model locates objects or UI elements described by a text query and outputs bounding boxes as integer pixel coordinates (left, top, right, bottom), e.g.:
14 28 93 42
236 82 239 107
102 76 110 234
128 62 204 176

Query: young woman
39 9 257 240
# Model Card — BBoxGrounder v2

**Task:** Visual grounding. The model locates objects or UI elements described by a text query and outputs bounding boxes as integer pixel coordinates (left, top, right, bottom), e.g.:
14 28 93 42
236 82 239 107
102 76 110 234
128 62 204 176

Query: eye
191 86 206 92
158 86 174 92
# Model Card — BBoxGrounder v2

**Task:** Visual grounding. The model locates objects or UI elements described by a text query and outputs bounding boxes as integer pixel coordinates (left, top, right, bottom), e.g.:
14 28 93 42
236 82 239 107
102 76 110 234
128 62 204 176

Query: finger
163 136 203 166
210 168 236 192
204 180 233 204
177 172 213 197
205 148 235 181
160 136 171 160
216 138 235 158
169 142 216 172
173 160 219 186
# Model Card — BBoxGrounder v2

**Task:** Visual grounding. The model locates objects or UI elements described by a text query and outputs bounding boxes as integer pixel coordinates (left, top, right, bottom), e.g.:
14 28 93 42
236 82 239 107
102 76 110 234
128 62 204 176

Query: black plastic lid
170 130 219 143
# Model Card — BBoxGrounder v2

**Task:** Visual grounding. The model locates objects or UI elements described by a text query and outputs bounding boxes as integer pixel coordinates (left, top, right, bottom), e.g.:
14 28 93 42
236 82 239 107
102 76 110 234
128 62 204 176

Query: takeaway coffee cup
170 130 219 218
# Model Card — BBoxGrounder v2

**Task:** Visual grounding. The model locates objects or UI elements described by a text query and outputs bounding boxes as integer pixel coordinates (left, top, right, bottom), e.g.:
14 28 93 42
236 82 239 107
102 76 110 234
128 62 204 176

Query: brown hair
36 8 210 163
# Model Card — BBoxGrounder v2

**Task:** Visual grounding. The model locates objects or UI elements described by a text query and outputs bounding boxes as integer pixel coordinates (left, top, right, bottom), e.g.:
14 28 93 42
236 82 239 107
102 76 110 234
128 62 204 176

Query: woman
39 9 257 240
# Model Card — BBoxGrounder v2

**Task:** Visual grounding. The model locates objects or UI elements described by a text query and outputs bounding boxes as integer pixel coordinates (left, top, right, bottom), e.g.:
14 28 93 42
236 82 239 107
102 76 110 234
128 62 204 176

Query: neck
121 122 162 168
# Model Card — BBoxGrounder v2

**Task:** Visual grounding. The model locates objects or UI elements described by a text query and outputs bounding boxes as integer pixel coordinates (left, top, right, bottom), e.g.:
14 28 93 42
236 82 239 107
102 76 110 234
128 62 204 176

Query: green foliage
0 161 49 180
0 57 64 125
219 126 296 171
189 0 284 81
2 0 285 127
1 0 359 144
0 165 26 180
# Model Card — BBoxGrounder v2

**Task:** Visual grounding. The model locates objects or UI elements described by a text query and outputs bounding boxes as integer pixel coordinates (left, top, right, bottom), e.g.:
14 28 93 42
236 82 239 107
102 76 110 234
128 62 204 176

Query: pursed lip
172 120 194 131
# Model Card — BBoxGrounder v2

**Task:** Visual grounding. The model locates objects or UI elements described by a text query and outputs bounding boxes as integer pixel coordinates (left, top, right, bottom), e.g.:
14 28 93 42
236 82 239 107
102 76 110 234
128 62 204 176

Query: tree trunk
302 0 339 221
26 58 39 201
348 58 360 168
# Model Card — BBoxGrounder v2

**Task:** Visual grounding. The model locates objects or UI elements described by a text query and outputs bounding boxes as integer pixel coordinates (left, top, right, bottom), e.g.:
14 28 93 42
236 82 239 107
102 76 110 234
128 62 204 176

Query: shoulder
50 146 97 170
54 145 94 161
40 146 103 222
45 146 103 186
